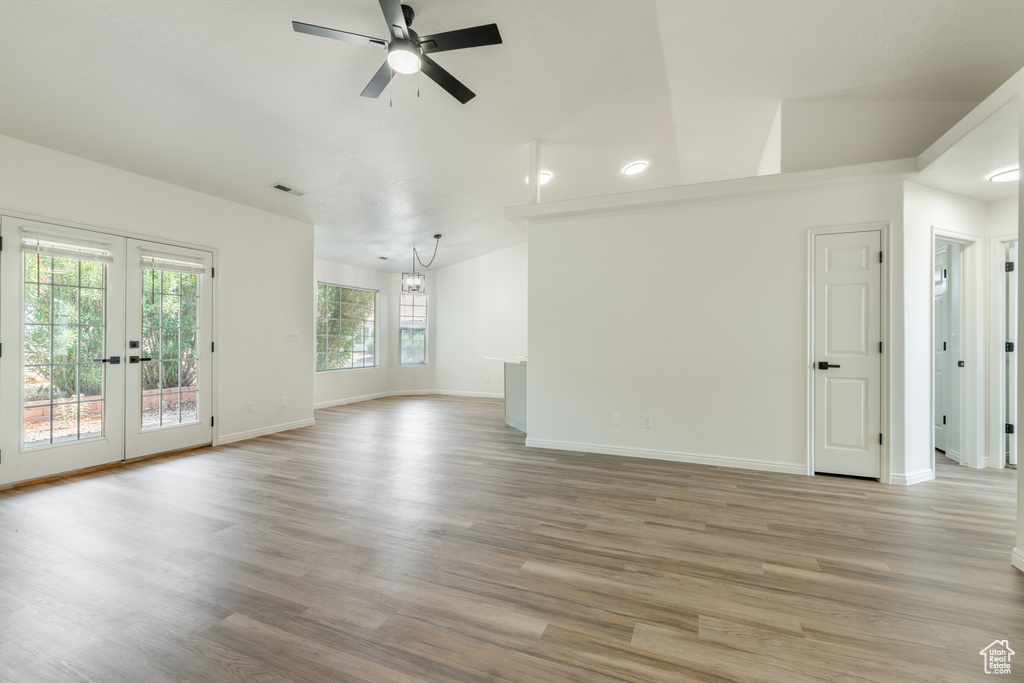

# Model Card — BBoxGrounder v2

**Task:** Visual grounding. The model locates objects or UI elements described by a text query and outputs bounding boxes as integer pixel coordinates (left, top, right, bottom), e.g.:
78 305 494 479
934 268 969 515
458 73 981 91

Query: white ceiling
0 0 1022 271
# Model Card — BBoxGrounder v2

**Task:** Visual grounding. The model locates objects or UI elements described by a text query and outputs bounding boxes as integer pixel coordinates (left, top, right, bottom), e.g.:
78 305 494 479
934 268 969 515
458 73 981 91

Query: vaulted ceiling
1 0 1022 270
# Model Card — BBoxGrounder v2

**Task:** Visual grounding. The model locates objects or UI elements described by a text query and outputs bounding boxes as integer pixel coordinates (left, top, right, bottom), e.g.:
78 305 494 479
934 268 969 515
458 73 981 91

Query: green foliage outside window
317 284 377 370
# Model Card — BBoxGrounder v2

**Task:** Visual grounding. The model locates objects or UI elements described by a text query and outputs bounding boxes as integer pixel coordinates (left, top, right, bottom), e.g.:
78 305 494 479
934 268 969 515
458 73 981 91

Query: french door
0 217 213 486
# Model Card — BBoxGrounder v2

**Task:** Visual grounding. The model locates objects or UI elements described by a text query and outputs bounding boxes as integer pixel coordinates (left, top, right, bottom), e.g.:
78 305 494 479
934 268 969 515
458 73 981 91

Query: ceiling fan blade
418 24 502 54
361 60 394 98
378 0 409 40
420 54 475 104
292 21 387 49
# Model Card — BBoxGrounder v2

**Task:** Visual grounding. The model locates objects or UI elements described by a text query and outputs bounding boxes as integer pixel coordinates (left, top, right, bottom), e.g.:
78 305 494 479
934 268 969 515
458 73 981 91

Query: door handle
93 356 121 365
129 356 153 364
817 361 841 370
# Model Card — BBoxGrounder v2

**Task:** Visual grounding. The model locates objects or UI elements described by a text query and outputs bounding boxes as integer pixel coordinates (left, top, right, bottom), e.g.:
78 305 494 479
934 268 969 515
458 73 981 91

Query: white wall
527 180 905 476
756 103 782 176
312 243 527 405
781 101 978 173
312 260 396 408
434 243 528 397
902 183 987 479
0 133 314 446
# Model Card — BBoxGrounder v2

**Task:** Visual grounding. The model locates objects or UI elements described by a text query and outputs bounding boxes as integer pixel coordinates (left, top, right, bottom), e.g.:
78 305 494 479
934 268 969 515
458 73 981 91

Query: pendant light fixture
403 234 441 293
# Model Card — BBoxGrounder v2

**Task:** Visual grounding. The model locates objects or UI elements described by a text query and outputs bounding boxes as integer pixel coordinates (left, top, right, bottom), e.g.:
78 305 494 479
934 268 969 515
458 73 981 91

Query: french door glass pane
141 268 200 430
22 252 106 448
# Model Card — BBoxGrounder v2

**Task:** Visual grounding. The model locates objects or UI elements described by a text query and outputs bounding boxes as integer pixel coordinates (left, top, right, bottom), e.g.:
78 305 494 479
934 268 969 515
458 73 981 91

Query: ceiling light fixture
990 168 1020 183
387 39 422 75
622 161 649 176
524 171 553 185
403 234 441 293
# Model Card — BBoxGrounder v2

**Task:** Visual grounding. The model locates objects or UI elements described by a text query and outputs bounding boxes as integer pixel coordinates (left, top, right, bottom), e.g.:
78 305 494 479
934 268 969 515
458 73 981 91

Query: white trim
314 392 390 410
807 222 890 482
431 390 504 399
524 439 807 476
505 417 527 432
1012 547 1024 573
991 234 1018 469
930 228 982 474
315 390 503 411
215 418 315 446
890 469 936 486
506 158 917 226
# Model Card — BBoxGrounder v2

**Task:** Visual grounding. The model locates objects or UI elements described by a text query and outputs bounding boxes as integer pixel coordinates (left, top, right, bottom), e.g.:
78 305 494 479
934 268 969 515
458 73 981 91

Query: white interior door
1007 241 1018 468
934 246 949 452
0 217 126 485
124 240 213 459
812 230 882 478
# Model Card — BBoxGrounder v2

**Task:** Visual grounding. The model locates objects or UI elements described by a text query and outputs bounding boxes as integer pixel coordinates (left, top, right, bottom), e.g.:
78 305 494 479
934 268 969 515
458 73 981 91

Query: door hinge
211 266 215 278
1007 261 1015 272
942 415 946 425
1007 342 1015 352
211 416 215 427
879 341 883 353
879 251 883 263
879 433 883 445
943 341 946 351
1006 423 1015 434
943 268 947 279
0 235 3 251
211 341 215 353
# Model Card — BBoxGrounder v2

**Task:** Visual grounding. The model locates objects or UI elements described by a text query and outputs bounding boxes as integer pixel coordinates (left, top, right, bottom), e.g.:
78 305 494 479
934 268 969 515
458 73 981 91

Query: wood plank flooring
0 395 1021 682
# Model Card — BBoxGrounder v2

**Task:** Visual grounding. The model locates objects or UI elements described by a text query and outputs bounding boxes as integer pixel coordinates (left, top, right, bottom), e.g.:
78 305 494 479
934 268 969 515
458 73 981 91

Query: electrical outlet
643 415 653 428
281 396 288 407
411 374 417 382
287 331 301 342
247 401 255 413
484 375 490 383
612 413 620 426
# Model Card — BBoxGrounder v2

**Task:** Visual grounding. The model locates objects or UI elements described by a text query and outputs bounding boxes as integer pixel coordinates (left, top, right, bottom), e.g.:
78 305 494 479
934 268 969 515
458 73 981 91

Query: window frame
398 292 428 366
316 282 378 372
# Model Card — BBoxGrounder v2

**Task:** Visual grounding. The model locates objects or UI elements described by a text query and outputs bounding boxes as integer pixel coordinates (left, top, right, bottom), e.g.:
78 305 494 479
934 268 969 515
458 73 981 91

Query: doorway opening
931 231 981 477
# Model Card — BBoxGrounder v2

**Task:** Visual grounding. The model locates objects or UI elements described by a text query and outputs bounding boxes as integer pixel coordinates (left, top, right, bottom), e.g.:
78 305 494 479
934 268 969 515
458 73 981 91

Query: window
317 283 377 371
399 293 427 365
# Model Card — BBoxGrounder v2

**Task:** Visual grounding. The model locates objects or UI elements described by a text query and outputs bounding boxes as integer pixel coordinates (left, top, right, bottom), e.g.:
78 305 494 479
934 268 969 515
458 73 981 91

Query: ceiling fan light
990 168 1020 183
387 41 421 74
622 161 649 176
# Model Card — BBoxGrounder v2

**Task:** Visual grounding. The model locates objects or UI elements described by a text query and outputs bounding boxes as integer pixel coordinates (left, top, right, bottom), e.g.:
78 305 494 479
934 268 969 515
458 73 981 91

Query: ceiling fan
293 0 502 104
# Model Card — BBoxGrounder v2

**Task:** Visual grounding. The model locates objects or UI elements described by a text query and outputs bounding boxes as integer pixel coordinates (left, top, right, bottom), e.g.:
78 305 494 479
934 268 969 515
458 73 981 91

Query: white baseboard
432 389 504 399
524 439 807 476
891 469 935 486
315 390 503 412
505 417 527 432
216 418 316 446
1012 547 1024 573
314 392 389 410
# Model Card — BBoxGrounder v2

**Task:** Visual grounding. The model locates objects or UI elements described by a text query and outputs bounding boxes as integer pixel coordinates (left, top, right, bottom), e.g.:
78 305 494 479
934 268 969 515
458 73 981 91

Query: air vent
272 183 307 197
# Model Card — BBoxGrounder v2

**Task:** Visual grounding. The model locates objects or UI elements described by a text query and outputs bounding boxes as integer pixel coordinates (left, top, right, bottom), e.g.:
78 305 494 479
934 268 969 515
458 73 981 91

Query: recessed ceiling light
622 161 649 176
524 171 553 185
990 168 1020 183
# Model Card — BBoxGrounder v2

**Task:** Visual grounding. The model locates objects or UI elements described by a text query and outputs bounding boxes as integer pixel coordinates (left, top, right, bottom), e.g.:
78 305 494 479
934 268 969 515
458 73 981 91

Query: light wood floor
0 396 1021 682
